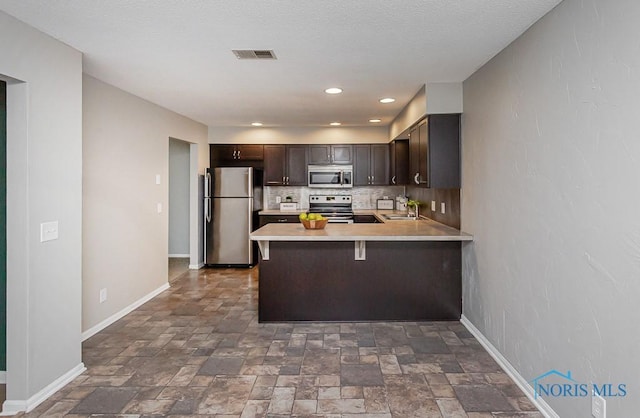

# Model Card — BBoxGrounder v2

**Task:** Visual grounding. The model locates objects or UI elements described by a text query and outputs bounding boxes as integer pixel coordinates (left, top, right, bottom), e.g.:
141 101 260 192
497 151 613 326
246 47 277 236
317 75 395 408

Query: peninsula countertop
250 215 473 242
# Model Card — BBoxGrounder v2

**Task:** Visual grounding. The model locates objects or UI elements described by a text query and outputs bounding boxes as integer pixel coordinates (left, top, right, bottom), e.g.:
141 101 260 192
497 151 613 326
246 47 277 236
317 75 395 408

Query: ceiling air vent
232 49 277 60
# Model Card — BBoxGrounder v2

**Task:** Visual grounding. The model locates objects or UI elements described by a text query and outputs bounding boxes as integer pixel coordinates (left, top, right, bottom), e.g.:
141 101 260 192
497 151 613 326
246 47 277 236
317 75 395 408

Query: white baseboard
0 371 5 384
460 315 559 418
1 362 86 415
81 282 171 341
189 262 204 270
169 254 190 258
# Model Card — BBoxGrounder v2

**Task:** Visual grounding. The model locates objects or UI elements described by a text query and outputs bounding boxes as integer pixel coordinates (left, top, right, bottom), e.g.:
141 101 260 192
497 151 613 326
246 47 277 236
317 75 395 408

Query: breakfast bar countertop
250 214 473 242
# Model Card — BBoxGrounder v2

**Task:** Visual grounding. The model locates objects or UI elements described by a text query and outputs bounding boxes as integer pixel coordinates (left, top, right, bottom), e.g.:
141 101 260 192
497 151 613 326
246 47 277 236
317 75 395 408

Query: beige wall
82 75 208 333
1 11 83 411
462 0 640 416
208 125 388 144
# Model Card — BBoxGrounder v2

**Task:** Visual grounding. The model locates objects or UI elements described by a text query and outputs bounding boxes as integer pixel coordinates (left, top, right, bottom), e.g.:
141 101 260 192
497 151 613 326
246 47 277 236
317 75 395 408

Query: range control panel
309 195 352 203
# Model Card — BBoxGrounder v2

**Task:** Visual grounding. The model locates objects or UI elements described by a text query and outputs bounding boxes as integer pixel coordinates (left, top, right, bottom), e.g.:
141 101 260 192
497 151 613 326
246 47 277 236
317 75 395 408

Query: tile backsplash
264 186 405 210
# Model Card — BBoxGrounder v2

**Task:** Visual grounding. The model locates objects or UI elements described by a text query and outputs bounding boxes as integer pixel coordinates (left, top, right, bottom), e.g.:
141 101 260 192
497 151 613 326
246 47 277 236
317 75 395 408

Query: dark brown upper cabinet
408 114 460 188
354 144 389 186
389 139 409 185
212 144 264 162
264 145 308 186
308 144 353 165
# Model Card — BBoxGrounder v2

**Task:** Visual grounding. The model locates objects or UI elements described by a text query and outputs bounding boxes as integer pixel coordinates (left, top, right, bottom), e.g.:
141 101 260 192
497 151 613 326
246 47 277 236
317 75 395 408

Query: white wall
0 11 83 410
169 138 190 256
209 125 388 144
83 75 208 333
462 0 640 416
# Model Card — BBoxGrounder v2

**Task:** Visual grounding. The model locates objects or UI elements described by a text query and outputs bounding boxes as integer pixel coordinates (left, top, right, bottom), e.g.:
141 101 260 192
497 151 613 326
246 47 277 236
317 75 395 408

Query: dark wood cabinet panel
370 144 389 185
286 145 308 186
309 145 331 164
259 215 301 227
236 144 264 161
429 114 461 188
331 145 353 164
309 144 352 165
407 114 460 188
389 139 409 185
354 145 371 186
263 145 287 186
211 144 264 165
264 145 308 186
354 144 388 186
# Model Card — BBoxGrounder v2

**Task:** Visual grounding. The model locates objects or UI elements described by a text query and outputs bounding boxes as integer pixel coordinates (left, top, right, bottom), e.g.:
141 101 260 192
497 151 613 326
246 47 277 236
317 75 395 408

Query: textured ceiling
0 0 562 127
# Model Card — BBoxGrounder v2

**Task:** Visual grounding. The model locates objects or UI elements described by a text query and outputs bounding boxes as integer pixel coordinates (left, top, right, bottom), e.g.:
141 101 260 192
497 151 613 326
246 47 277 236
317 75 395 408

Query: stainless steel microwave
308 165 353 188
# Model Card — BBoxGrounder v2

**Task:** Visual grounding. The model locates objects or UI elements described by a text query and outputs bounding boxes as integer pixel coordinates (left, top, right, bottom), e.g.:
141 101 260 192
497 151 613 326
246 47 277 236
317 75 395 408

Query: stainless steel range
308 195 354 223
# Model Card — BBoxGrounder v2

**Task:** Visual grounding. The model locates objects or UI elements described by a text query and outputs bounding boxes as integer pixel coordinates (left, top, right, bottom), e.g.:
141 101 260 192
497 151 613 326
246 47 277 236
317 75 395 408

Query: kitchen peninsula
250 214 472 322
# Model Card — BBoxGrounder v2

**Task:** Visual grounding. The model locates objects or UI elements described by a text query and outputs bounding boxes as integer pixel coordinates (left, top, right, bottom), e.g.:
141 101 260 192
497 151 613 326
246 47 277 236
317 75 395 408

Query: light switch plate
157 203 162 213
431 201 436 211
40 221 59 242
441 202 446 214
155 174 161 185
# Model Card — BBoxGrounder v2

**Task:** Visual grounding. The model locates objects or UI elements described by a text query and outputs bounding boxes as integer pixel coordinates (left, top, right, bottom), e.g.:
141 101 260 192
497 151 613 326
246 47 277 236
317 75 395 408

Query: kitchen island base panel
258 240 461 322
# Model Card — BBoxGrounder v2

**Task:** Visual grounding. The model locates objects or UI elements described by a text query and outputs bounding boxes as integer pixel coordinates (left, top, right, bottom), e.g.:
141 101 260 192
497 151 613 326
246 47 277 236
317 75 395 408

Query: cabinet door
390 139 409 185
236 144 264 161
370 144 389 185
408 125 420 185
331 145 353 164
263 145 286 185
286 145 308 186
309 145 331 164
212 144 237 162
354 145 371 185
428 114 460 188
418 120 429 186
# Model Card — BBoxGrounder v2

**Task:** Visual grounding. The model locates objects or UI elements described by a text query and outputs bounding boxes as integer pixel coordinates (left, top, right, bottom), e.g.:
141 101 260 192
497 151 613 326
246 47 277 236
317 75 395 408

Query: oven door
308 165 353 188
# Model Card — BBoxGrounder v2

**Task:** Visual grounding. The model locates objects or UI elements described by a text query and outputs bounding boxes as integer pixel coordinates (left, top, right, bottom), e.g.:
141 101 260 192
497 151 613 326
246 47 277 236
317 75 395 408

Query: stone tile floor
18 267 542 417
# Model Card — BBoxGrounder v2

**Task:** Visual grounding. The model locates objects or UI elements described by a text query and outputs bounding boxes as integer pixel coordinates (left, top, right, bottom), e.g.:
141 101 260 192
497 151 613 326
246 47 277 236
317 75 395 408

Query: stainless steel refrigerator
204 167 262 266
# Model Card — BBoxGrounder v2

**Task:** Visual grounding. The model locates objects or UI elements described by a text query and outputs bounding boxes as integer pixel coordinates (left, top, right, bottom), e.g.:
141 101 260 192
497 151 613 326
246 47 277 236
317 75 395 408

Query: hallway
19 268 541 417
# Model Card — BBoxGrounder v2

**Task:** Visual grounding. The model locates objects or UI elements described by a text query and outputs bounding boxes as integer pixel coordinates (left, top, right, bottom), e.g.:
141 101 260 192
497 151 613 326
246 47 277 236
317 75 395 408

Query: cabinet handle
371 175 374 183
282 176 285 183
414 173 420 185
233 150 238 159
392 175 396 185
237 150 241 159
286 176 290 184
277 218 287 222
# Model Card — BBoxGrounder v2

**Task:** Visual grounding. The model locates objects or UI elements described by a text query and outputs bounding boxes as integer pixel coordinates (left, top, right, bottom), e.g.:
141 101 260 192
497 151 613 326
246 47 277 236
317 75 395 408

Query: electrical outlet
592 392 606 418
99 288 107 303
441 202 446 214
276 196 282 204
431 201 436 211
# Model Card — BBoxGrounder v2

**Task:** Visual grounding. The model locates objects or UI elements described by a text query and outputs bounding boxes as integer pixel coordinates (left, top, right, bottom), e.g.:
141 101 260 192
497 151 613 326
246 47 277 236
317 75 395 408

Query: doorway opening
168 138 200 282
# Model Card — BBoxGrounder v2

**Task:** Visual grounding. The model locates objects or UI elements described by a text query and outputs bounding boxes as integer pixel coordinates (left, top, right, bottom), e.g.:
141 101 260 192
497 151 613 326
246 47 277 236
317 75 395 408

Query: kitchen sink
382 214 417 221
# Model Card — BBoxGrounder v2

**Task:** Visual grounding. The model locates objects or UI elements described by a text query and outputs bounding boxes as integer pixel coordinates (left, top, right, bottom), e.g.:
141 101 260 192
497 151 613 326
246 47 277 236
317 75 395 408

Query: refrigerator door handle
205 171 212 197
205 197 212 223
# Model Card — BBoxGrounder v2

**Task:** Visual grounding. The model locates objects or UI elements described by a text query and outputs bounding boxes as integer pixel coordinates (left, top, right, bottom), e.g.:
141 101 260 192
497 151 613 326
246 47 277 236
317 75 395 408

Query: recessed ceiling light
369 119 382 123
379 98 395 104
251 122 263 126
330 122 341 126
325 87 343 94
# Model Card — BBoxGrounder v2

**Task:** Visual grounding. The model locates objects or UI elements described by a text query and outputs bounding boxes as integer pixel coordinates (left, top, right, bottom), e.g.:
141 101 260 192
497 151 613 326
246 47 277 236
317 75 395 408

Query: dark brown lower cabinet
258 240 461 322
